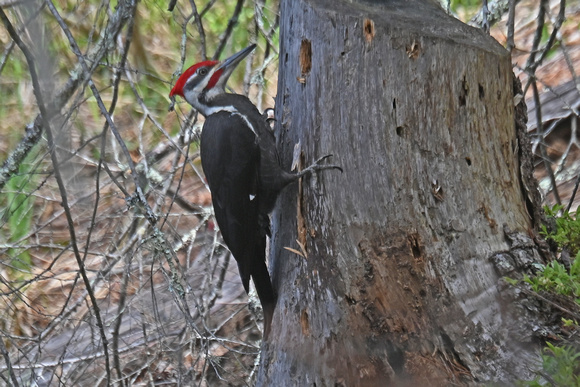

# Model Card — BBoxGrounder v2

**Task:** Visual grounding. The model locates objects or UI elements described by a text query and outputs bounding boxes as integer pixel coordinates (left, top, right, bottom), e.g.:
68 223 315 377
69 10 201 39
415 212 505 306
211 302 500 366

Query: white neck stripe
205 106 258 136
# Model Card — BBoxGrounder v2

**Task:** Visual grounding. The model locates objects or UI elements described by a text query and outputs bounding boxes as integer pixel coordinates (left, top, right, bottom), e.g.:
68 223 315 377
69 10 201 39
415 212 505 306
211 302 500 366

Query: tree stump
259 0 545 385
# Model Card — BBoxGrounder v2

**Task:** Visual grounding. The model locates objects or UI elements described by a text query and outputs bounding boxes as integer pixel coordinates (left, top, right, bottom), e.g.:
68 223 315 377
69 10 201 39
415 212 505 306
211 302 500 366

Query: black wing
201 111 260 292
201 108 277 335
210 94 296 217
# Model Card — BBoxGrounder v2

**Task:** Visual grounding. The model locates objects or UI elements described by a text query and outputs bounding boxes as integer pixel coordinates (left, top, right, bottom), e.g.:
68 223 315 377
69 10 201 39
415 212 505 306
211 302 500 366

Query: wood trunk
259 0 546 385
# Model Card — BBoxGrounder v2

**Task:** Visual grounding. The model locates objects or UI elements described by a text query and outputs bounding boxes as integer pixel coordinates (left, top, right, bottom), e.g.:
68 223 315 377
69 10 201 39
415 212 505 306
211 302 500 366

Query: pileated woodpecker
169 44 340 335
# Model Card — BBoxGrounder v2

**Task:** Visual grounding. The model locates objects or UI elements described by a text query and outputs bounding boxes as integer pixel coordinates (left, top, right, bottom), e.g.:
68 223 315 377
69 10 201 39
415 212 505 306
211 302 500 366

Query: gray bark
258 0 546 385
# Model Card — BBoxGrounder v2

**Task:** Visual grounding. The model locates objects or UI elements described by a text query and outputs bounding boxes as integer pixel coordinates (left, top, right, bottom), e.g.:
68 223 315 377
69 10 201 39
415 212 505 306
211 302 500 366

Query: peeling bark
259 0 547 385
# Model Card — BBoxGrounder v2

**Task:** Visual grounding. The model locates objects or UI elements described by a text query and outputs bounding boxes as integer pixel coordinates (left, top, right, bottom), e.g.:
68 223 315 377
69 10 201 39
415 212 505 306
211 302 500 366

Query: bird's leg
293 155 342 197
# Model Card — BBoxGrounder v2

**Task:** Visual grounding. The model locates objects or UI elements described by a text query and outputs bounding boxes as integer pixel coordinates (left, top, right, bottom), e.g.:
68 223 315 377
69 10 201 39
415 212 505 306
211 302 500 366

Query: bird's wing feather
200 111 261 293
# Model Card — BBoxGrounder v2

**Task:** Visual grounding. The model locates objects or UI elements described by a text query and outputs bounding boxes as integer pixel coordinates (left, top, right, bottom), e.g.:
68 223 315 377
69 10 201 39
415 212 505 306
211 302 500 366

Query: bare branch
1 4 114 384
0 0 136 190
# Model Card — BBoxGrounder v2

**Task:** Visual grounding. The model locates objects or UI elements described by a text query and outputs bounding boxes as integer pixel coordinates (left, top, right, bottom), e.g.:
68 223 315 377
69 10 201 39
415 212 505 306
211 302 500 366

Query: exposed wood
259 0 547 385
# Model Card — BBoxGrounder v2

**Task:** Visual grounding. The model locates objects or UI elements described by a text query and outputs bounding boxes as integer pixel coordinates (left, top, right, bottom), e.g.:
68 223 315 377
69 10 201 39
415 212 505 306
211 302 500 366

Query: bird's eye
198 67 208 76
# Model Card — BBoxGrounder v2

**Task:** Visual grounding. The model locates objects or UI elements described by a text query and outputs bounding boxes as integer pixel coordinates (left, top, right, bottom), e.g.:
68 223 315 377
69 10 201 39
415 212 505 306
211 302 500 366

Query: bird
169 44 340 336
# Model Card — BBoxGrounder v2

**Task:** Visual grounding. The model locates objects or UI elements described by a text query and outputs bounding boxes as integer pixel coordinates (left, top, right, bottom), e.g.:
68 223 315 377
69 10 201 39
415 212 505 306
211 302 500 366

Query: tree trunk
259 0 546 385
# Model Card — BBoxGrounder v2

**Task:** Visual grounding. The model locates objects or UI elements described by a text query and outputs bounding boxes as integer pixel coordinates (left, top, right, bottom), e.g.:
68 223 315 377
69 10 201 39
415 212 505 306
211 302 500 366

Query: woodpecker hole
406 40 420 59
408 234 422 260
465 156 472 166
478 83 485 100
345 294 357 305
386 341 406 376
396 126 405 137
363 18 375 43
459 77 468 106
300 39 312 76
300 309 310 335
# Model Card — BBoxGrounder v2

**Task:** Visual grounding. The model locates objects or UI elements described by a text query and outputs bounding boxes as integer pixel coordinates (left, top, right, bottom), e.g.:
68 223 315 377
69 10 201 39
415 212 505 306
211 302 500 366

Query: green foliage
514 205 580 385
523 258 580 304
448 0 480 8
0 155 36 274
511 205 580 305
541 204 580 254
534 205 580 304
444 0 481 18
519 343 580 387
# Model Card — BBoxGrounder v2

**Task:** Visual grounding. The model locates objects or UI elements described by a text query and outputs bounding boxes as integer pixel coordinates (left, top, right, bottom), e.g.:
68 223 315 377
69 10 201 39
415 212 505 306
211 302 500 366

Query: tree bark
259 0 546 385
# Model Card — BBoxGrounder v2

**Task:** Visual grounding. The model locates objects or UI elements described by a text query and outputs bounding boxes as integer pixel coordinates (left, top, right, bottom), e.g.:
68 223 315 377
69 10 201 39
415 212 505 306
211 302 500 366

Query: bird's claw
310 154 343 173
299 154 343 177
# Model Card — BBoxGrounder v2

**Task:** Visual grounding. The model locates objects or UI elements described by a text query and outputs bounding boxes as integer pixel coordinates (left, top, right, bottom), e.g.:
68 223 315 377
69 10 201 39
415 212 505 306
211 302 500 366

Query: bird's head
169 44 256 115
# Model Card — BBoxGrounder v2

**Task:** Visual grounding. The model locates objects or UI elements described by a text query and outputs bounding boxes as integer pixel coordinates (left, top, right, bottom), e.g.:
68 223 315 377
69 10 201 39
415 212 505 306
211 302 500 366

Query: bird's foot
298 154 343 178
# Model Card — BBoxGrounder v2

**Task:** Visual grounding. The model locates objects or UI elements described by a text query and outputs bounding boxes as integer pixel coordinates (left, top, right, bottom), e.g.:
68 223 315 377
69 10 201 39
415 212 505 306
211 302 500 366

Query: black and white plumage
169 45 340 335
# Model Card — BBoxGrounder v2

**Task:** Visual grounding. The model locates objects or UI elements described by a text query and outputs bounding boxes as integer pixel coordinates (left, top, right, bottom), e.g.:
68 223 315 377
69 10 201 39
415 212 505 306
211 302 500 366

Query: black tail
252 258 276 338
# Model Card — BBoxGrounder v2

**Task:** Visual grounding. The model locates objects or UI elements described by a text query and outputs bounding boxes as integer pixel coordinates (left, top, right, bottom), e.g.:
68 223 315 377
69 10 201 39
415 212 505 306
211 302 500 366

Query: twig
255 0 280 56
0 318 19 386
187 0 207 60
532 80 562 205
44 0 156 225
522 0 547 97
469 0 512 31
519 286 580 321
97 6 137 385
212 0 245 61
0 4 113 384
0 117 43 192
507 0 516 53
0 0 134 191
530 0 566 70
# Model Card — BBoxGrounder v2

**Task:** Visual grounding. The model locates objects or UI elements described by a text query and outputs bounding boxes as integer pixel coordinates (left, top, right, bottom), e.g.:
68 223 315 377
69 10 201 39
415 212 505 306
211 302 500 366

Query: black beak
217 44 257 72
